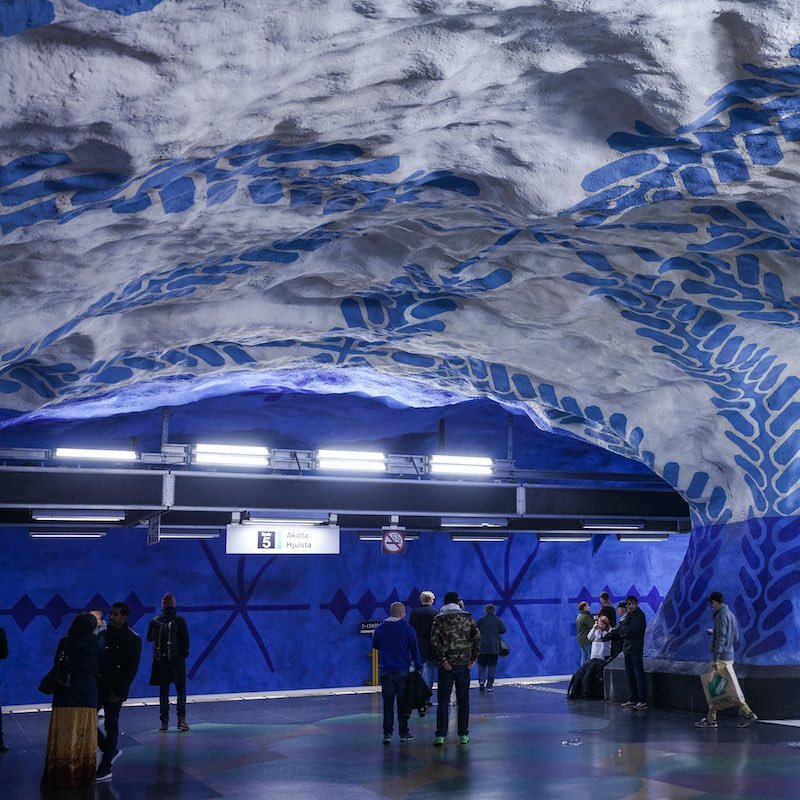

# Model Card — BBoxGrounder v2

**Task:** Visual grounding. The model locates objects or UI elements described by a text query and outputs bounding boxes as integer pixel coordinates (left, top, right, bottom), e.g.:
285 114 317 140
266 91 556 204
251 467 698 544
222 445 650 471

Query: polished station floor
3 680 800 800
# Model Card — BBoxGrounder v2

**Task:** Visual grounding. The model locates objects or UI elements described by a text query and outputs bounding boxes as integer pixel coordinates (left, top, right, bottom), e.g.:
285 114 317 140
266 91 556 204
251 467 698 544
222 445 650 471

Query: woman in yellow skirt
41 612 103 789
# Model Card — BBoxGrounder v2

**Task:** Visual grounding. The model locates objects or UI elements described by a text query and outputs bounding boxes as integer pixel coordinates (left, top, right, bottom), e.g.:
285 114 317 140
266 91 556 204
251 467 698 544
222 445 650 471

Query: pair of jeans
579 644 591 665
159 680 187 721
421 660 437 695
380 671 410 736
436 664 470 738
477 654 499 687
624 652 647 704
97 700 122 763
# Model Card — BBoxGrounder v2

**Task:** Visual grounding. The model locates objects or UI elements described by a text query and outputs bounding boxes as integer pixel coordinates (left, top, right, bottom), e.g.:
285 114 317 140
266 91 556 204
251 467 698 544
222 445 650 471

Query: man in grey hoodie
694 590 757 728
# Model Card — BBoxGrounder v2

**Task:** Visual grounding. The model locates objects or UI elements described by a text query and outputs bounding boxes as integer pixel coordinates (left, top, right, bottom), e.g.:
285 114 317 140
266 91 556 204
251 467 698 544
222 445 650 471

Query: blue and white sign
225 523 340 555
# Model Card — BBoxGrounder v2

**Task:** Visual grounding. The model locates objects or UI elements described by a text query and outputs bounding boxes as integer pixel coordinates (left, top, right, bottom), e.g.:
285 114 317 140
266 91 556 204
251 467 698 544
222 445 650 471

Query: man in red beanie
146 593 191 732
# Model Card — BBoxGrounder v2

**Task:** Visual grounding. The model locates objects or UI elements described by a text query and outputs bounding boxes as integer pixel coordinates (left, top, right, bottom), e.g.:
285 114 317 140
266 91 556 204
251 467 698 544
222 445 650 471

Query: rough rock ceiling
1 2 799 525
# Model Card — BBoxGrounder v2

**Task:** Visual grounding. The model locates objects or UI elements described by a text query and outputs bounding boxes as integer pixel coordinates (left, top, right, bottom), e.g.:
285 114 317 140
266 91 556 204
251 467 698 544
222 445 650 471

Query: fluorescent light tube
30 531 107 539
194 443 270 467
159 531 221 539
617 533 669 542
450 532 508 542
582 519 644 530
537 533 593 542
440 517 508 528
32 509 125 522
317 449 386 471
430 455 493 475
55 447 137 461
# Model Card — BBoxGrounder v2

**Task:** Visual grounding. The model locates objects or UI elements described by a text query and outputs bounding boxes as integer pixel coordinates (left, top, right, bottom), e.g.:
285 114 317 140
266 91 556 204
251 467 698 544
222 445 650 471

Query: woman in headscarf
41 612 103 789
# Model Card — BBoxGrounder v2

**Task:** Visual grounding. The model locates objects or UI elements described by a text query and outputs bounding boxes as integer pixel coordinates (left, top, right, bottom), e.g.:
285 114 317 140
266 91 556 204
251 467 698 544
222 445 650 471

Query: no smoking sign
381 527 406 554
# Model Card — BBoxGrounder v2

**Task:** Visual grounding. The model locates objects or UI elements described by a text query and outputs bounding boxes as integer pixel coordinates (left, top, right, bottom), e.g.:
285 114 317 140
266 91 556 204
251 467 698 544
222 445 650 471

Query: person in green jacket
576 601 594 665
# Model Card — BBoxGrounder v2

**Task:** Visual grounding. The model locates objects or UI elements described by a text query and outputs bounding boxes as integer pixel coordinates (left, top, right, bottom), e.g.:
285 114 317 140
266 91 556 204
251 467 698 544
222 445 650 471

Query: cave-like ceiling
1 2 799 526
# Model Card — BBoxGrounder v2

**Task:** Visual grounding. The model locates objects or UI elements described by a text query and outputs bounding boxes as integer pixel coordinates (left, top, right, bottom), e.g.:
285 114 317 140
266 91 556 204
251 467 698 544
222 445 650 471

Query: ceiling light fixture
450 532 509 542
358 532 419 541
581 519 645 530
617 533 669 542
440 516 508 528
29 531 107 539
32 509 126 522
537 533 593 542
193 443 270 467
159 530 221 540
430 455 493 476
317 449 386 472
54 447 137 462
241 510 331 526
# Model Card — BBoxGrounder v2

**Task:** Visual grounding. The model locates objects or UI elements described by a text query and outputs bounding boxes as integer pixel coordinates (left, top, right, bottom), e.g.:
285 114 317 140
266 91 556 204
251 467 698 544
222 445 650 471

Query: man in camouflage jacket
430 591 481 746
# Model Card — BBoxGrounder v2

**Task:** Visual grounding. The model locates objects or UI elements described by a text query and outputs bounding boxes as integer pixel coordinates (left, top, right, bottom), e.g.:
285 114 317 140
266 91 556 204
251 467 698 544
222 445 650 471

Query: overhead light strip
54 447 137 462
32 509 125 522
194 443 270 467
30 531 107 539
430 455 493 476
582 519 644 530
317 449 386 472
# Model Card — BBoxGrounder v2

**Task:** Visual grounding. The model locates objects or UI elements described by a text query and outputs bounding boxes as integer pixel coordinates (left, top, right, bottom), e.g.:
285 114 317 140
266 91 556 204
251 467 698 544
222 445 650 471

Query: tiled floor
3 681 800 799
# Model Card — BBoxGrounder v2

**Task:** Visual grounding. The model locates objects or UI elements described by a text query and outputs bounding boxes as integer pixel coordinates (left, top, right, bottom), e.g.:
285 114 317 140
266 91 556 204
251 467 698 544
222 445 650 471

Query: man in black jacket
617 595 648 710
147 592 191 732
96 602 142 781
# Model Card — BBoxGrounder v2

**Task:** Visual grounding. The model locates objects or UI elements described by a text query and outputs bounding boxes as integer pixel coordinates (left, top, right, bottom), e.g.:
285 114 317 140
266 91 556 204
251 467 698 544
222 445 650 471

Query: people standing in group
147 593 190 732
614 595 648 710
694 590 758 728
0 626 8 752
476 604 507 692
576 601 594 665
372 602 423 744
609 602 628 658
41 613 103 790
89 608 107 636
587 615 612 660
598 592 616 628
408 591 438 697
96 602 143 782
430 591 480 746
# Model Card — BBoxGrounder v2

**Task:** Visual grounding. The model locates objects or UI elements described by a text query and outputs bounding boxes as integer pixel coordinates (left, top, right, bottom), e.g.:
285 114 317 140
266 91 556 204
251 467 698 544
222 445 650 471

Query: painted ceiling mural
1 1 799 678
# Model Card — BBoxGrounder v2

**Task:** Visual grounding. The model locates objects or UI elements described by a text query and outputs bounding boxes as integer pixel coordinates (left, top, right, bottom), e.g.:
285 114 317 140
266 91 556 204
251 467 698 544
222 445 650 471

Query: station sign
226 523 340 555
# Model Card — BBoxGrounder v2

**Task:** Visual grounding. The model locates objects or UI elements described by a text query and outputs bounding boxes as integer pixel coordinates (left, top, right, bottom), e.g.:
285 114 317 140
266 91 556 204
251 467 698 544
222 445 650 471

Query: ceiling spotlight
194 443 270 467
430 455 493 476
581 519 645 530
54 447 137 462
32 509 126 522
317 449 386 471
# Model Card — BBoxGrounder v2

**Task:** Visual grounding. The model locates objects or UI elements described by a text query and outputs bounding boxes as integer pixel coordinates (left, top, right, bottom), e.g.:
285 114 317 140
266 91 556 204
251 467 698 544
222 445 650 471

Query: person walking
476 604 506 692
576 602 593 665
147 593 190 732
408 591 438 697
372 602 422 744
430 591 480 746
694 590 758 728
41 613 103 789
96 601 142 781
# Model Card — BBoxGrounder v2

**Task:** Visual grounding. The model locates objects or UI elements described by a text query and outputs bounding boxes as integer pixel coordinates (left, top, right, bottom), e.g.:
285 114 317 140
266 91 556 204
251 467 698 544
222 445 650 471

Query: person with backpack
0 627 8 752
147 593 190 732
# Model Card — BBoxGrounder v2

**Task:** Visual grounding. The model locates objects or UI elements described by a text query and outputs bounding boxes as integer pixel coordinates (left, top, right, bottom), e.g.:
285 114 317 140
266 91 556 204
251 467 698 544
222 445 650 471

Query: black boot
0 736 8 752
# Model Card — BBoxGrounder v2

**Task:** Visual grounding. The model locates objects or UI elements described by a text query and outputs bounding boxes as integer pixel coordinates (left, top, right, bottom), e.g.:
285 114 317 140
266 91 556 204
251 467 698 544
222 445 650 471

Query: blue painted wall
0 527 688 705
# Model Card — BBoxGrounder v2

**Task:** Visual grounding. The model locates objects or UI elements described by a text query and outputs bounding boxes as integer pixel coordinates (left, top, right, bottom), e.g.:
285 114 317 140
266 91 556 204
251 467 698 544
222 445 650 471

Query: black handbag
38 650 71 695
499 638 511 657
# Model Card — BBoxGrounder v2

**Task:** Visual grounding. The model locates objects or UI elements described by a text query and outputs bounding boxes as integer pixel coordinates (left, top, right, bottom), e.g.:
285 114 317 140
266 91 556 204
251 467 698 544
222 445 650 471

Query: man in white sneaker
694 591 757 729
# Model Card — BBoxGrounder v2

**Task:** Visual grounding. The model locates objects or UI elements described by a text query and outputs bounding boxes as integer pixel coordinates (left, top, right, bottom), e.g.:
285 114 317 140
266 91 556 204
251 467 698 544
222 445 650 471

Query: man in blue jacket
694 591 757 728
372 602 422 745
